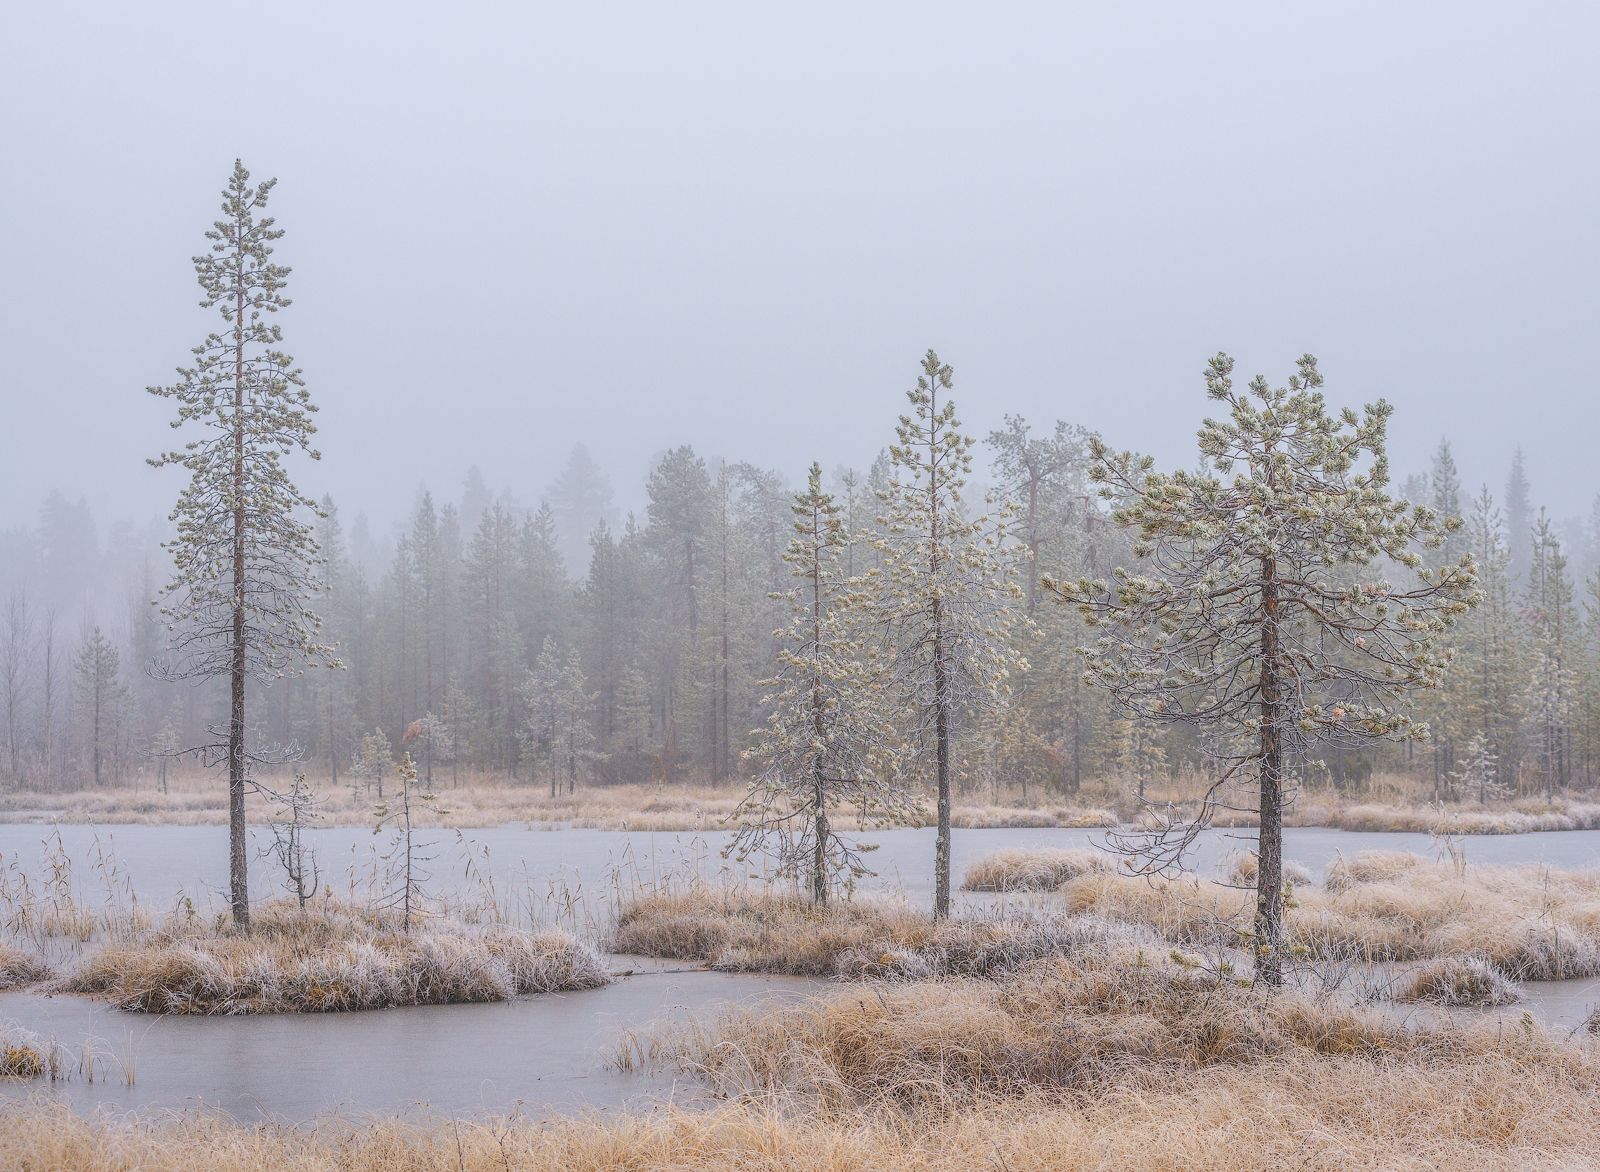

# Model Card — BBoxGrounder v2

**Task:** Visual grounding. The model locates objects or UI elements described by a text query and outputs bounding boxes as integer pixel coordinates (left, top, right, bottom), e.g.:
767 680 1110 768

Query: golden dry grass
610 888 1163 979
0 941 50 990
0 772 1121 832
6 945 1600 1168
53 899 609 1014
2 1065 1598 1172
1065 851 1600 979
960 847 1112 892
1394 957 1522 1007
7 765 1597 835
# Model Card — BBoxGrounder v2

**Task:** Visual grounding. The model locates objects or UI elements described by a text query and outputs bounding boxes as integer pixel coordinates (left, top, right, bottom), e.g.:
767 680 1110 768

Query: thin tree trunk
1255 552 1284 988
229 250 251 929
810 512 828 906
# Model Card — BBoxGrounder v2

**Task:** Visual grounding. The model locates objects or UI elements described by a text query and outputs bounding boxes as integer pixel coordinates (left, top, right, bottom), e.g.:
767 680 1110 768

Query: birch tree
731 464 911 903
872 351 1026 919
1054 353 1476 986
148 160 328 926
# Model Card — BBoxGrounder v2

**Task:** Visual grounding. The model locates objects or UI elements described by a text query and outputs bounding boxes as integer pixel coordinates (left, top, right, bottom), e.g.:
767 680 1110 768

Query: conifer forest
4 4 1600 1169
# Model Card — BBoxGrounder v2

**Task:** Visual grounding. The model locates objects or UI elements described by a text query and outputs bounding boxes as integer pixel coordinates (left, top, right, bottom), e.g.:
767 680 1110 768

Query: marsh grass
1393 957 1522 1007
610 887 1170 979
960 847 1111 892
1065 851 1600 980
1 1069 1598 1172
52 899 609 1014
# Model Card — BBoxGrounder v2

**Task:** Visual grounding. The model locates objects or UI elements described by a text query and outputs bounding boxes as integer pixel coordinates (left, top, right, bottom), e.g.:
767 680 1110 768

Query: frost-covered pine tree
1053 354 1477 986
871 352 1026 919
148 161 328 927
731 464 912 904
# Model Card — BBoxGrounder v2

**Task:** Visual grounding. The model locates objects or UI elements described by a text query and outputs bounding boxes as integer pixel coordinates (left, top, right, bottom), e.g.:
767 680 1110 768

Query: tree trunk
810 522 828 906
1255 553 1284 988
229 267 251 929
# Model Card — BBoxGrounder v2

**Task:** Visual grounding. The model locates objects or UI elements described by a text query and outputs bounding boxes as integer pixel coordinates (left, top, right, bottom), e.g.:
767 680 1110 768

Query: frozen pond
0 820 1597 1122
3 821 1600 923
0 965 816 1120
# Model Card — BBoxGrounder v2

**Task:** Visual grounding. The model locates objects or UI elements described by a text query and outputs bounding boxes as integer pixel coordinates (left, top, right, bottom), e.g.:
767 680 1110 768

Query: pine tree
732 464 911 903
871 351 1027 918
147 161 328 926
1055 353 1477 986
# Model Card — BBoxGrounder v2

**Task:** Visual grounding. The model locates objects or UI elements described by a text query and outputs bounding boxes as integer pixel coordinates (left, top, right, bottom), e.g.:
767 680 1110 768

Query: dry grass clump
1065 852 1600 980
1224 852 1313 888
961 847 1112 892
0 1023 47 1080
1393 957 1521 1007
54 899 608 1014
948 805 1118 830
611 889 1164 979
0 940 50 989
629 950 1595 1114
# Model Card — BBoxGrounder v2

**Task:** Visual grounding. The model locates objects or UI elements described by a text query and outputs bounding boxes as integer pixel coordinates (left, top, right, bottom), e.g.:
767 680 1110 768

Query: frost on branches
1052 353 1477 986
869 351 1027 919
730 464 912 905
147 160 330 927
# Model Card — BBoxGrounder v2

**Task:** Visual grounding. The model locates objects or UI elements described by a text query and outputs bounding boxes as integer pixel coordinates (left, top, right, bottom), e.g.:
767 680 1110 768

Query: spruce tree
732 464 910 903
148 161 327 927
871 351 1026 919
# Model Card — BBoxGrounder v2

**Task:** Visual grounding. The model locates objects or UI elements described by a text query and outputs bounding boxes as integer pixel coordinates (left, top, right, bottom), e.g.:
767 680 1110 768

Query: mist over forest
5 4 1600 1167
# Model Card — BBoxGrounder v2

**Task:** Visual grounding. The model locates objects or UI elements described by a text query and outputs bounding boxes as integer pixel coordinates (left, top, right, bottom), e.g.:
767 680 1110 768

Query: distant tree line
5 420 1598 809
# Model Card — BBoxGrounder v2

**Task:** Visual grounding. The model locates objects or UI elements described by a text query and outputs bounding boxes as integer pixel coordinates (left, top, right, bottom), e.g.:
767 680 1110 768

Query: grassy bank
52 900 609 1014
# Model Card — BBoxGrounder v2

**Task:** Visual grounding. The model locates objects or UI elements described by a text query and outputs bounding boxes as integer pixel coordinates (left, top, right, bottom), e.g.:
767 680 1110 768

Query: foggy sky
3 1 1597 536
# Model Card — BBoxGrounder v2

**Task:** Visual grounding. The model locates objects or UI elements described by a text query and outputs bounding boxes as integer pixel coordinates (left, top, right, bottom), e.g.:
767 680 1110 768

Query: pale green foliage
1060 353 1476 764
1055 352 1478 983
731 464 913 900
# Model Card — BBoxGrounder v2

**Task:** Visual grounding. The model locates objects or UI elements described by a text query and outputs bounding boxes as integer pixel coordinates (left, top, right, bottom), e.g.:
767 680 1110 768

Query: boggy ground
5 949 1599 1169
1059 850 1600 981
